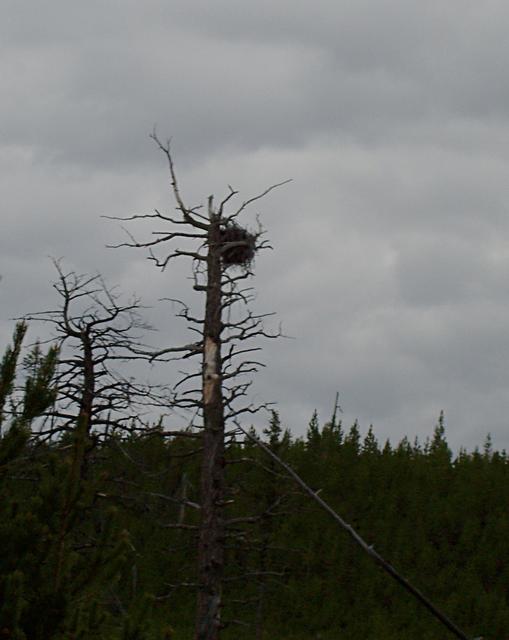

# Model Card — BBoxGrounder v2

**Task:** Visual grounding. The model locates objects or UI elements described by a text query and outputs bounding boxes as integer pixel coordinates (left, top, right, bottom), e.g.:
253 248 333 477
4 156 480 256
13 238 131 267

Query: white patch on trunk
203 336 219 405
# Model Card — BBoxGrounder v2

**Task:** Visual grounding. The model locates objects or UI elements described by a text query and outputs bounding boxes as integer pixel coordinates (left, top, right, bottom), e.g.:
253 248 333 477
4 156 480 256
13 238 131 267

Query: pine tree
362 425 379 456
0 324 144 639
306 410 321 450
263 410 283 450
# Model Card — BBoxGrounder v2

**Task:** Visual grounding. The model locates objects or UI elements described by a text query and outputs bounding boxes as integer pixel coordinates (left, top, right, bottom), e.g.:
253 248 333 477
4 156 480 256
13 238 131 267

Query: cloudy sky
3 1 509 451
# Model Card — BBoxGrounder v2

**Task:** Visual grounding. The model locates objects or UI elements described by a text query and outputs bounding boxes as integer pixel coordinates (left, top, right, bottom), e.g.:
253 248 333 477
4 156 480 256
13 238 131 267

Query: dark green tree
0 323 149 639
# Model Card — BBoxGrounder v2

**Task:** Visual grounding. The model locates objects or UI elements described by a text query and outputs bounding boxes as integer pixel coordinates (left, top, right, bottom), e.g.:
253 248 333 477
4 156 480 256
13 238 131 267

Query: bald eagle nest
219 223 258 268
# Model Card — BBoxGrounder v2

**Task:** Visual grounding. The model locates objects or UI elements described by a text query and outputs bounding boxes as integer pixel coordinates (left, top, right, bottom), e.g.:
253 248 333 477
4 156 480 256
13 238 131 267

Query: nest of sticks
219 223 257 268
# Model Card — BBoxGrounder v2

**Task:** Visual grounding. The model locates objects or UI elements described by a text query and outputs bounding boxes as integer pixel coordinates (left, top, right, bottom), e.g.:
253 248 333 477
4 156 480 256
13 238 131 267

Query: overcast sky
3 1 509 451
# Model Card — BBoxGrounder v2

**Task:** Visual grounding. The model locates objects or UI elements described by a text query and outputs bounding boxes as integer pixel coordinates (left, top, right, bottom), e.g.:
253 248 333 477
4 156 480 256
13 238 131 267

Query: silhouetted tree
108 133 289 639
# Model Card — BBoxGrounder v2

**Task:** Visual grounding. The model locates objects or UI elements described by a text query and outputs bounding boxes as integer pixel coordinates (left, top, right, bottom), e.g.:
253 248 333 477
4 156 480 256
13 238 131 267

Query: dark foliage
2 398 506 638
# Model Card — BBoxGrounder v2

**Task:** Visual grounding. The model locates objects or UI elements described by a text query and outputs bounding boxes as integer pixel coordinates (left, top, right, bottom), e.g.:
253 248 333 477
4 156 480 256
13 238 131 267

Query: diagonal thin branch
236 422 479 640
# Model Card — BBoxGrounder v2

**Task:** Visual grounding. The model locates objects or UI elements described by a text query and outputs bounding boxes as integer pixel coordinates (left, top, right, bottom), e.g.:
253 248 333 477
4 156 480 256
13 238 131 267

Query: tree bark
79 330 94 434
195 219 225 640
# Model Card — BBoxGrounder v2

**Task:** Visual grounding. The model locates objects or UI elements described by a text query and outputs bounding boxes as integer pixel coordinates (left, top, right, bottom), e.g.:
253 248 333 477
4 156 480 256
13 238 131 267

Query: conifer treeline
0 326 506 639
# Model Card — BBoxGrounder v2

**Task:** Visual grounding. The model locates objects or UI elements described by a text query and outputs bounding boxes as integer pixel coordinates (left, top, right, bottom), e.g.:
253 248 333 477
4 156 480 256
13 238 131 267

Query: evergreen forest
0 320 505 639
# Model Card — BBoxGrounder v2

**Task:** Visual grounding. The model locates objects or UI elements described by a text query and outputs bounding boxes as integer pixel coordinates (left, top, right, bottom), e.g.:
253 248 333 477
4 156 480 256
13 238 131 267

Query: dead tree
23 260 165 442
107 134 289 640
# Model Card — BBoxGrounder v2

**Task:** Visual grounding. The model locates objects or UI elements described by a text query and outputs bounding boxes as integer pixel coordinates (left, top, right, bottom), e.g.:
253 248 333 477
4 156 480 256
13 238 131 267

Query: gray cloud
2 1 509 451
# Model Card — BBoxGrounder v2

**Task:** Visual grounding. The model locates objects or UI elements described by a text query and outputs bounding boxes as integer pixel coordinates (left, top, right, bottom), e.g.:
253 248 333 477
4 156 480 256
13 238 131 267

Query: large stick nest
219 223 258 268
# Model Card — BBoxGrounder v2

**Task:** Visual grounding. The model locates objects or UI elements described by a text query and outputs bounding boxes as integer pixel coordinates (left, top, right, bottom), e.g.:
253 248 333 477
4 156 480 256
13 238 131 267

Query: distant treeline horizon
2 391 504 639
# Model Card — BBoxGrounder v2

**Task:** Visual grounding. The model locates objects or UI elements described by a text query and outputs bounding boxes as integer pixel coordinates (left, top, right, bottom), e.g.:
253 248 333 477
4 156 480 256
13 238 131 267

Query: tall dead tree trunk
196 213 226 639
107 134 289 638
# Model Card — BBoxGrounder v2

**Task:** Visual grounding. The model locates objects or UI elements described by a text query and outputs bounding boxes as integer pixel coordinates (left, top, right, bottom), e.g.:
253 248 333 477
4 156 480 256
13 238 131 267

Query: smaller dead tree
23 260 165 442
